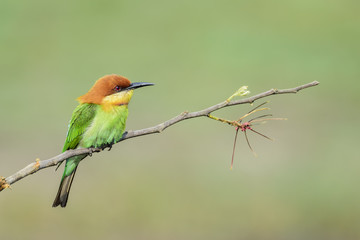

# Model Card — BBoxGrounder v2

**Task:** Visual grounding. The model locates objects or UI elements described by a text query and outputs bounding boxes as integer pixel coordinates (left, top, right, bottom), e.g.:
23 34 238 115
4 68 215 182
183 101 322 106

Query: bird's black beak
126 82 154 90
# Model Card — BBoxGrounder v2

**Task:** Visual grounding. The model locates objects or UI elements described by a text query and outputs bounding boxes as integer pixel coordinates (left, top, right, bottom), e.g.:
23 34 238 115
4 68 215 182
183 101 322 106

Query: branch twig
0 81 319 191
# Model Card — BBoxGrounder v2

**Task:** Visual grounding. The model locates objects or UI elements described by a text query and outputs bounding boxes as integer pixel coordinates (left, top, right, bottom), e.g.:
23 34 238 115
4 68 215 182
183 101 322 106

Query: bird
52 74 154 208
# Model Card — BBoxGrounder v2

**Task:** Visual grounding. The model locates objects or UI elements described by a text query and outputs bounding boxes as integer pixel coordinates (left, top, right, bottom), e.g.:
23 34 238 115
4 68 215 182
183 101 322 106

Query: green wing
62 103 97 152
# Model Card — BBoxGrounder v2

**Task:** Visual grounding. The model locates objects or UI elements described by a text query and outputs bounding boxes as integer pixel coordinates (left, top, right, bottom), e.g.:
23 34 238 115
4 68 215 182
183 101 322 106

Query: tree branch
0 81 319 191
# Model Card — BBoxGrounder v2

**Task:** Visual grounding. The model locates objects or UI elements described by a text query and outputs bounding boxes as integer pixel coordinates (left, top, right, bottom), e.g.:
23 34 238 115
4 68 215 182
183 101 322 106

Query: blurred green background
0 0 359 239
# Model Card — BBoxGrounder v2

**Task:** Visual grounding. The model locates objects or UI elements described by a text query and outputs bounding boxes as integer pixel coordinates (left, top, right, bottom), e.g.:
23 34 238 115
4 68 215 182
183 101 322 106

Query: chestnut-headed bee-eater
53 74 153 207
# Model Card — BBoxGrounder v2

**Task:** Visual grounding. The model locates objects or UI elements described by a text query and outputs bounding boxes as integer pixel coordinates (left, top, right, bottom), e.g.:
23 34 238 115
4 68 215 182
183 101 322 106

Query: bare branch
0 81 319 191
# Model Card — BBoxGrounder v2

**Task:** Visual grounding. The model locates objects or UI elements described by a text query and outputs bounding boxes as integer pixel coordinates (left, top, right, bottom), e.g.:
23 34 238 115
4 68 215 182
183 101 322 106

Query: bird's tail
52 166 78 208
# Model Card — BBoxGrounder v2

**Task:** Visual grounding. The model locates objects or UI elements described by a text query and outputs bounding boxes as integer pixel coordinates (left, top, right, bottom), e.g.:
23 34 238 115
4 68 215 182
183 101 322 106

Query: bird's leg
107 144 112 151
99 143 113 151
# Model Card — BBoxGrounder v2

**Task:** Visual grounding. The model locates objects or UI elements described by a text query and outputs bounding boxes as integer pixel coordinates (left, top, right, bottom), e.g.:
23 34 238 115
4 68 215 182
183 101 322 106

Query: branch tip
0 177 11 191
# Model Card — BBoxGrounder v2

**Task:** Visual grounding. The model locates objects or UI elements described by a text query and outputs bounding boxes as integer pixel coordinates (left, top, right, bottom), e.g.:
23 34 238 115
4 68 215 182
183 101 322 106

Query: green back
62 103 97 152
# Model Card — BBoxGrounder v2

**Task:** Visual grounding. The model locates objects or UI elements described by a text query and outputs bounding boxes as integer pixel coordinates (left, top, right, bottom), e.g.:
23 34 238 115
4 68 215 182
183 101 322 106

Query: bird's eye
114 86 121 92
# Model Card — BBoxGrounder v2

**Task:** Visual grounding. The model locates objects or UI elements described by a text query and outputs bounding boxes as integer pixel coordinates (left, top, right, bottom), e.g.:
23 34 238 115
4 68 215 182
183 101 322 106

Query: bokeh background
1 0 359 239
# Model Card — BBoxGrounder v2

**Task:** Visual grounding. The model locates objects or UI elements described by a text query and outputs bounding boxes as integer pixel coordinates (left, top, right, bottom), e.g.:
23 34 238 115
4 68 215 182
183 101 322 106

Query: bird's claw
100 144 113 151
88 148 94 157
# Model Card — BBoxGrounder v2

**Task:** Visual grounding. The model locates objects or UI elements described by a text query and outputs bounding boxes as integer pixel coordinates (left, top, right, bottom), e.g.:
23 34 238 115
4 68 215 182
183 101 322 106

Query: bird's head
78 74 153 108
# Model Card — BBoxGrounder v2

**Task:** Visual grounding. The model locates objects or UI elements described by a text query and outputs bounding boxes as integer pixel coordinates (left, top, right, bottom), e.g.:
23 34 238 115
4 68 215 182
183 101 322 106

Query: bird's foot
107 145 112 151
88 148 95 157
100 143 113 151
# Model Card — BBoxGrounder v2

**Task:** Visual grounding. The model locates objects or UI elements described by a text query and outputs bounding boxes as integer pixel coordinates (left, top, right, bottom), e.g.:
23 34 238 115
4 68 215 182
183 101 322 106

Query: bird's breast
80 105 129 148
